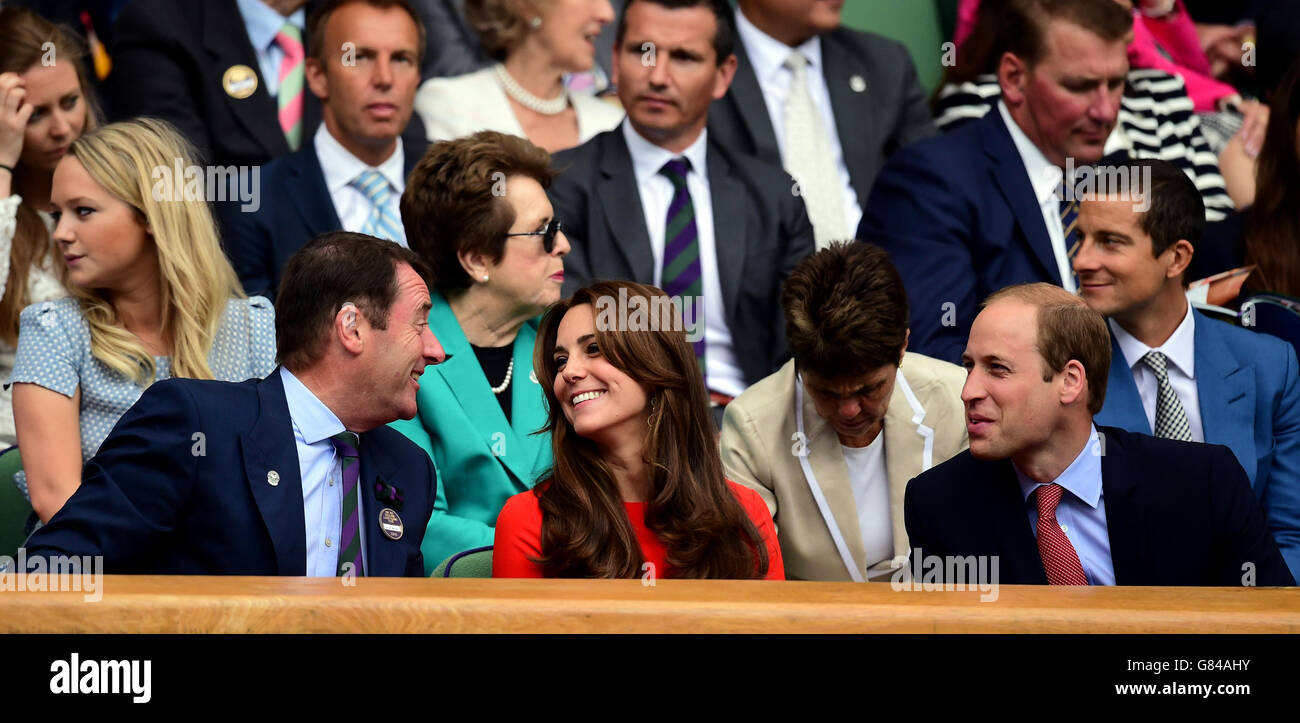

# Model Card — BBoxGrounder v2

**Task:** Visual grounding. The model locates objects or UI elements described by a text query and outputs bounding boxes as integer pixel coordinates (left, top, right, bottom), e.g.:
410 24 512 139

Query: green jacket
391 292 553 574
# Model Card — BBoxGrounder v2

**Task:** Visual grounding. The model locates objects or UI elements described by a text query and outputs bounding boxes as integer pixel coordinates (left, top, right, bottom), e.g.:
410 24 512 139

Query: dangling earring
529 16 542 29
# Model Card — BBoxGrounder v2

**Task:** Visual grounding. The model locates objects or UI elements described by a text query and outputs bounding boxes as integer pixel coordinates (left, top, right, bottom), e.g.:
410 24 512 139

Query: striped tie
659 158 706 383
350 170 402 242
330 431 364 577
1033 483 1089 585
1140 351 1193 441
275 23 305 151
1060 195 1081 289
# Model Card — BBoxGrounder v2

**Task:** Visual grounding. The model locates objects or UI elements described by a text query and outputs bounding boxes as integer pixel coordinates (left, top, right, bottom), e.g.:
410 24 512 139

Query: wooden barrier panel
1 577 1297 633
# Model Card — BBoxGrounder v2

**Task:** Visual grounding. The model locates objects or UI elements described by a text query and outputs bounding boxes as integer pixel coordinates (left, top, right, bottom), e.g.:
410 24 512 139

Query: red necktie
1034 483 1088 585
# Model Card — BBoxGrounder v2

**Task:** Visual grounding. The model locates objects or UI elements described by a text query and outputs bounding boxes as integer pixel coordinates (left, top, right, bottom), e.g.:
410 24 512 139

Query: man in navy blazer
221 0 430 301
857 0 1133 364
1074 159 1300 580
904 283 1293 586
22 233 448 576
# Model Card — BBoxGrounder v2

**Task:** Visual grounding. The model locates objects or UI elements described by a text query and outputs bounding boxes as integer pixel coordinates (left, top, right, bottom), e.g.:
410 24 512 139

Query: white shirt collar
313 123 406 197
1109 300 1197 379
997 100 1063 207
279 366 346 446
621 118 709 186
1015 425 1105 509
734 5 824 85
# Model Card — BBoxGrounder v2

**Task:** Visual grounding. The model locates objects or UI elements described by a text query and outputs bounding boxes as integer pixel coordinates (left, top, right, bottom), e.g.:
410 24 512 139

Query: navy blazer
23 370 436 576
220 135 428 301
903 426 1295 586
857 110 1062 365
548 128 815 387
1097 311 1300 578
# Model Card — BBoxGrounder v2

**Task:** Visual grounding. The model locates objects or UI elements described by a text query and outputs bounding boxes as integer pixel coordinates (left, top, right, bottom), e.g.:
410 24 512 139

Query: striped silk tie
351 170 401 242
1140 351 1193 441
659 158 706 382
275 23 305 151
1034 483 1089 585
330 431 364 577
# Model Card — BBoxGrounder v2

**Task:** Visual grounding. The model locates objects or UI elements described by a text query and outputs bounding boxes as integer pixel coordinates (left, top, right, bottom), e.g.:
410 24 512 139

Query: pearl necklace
491 357 515 395
494 63 569 115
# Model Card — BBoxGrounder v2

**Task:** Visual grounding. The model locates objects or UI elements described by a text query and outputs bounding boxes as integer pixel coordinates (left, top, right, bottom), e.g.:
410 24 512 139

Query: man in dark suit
221 0 429 300
110 0 322 168
549 0 815 410
707 0 934 249
857 0 1132 365
904 283 1294 586
21 233 448 576
1074 159 1300 579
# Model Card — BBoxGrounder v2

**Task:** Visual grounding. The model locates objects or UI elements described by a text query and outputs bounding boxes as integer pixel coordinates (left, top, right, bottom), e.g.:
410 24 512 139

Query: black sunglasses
504 218 562 254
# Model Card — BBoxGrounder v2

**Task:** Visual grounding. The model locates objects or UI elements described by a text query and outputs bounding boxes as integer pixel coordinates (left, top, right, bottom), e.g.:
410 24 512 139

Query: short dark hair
1093 159 1203 286
781 242 909 380
400 130 554 293
616 0 734 66
998 0 1131 69
276 231 433 371
306 0 427 66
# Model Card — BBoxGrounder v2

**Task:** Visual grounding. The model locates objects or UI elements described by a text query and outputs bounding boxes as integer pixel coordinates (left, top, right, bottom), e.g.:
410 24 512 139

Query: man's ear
1165 239 1195 282
305 56 329 101
336 302 364 354
713 53 739 99
1059 359 1087 407
998 51 1029 108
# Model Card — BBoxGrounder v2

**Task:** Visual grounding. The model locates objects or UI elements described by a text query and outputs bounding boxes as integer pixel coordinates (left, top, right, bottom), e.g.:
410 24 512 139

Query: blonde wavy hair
65 118 245 386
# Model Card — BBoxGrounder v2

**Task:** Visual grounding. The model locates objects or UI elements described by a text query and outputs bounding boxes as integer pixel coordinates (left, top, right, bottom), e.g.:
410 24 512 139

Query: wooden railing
1 577 1296 633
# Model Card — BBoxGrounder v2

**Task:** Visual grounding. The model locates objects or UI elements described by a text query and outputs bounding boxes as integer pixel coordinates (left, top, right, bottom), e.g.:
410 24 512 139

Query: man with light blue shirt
21 233 446 576
904 283 1294 586
221 0 431 300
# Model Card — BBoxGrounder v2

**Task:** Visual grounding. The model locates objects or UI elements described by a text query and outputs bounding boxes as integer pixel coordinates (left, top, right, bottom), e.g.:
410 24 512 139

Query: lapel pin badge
267 470 280 486
849 75 867 93
222 64 258 99
378 507 404 540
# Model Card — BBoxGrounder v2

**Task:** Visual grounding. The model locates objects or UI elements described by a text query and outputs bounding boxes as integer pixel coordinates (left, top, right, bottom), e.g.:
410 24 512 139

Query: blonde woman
9 118 277 523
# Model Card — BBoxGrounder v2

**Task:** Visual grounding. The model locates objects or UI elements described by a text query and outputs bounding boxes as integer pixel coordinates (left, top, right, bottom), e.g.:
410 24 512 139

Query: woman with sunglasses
395 130 569 574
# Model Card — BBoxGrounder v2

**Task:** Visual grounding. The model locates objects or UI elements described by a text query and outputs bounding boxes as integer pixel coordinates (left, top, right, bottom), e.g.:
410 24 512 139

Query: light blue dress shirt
235 0 306 99
1014 425 1116 585
279 367 367 576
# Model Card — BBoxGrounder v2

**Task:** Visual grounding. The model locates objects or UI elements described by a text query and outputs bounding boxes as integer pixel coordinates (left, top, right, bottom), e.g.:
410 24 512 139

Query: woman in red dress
493 280 783 579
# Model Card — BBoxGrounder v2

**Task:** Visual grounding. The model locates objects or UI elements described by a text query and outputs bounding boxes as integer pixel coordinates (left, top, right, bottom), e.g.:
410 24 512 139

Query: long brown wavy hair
1245 57 1300 297
0 7 101 346
530 280 769 579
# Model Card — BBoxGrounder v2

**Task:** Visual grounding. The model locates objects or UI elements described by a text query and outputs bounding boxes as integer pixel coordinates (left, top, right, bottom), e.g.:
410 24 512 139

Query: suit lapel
288 143 343 235
882 368 925 564
821 34 870 196
596 133 655 283
705 144 747 326
725 40 783 165
201 0 289 160
241 369 308 575
1193 312 1257 483
799 376 868 575
428 293 539 488
1098 331 1151 433
1099 429 1145 584
983 461 1050 584
979 113 1061 284
360 432 404 576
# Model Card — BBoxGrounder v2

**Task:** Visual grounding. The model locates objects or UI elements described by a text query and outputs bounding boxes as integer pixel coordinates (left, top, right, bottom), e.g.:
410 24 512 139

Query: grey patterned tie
1139 351 1192 441
782 51 848 250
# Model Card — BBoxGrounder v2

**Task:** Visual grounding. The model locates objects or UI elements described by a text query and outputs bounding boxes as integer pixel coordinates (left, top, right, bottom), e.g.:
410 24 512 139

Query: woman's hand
0 72 34 170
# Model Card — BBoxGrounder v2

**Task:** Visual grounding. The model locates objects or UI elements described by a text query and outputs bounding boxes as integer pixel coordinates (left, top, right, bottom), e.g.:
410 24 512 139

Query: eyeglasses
504 218 562 254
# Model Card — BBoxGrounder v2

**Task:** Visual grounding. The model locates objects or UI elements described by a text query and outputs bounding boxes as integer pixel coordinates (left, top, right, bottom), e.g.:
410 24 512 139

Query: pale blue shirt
314 124 408 247
279 367 366 576
1014 425 1116 585
235 0 306 98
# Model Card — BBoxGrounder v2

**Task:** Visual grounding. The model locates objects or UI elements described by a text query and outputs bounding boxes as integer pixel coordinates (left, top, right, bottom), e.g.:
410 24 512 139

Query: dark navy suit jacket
220 135 428 302
1096 311 1300 578
23 370 436 576
903 426 1295 586
857 110 1062 365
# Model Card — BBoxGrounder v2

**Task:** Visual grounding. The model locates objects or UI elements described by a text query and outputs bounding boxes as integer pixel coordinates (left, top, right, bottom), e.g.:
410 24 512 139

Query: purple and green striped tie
659 157 706 382
330 431 363 577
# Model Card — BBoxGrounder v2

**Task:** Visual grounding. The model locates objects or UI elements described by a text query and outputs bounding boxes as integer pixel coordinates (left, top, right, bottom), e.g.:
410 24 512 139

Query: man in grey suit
548 0 815 420
707 0 935 248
